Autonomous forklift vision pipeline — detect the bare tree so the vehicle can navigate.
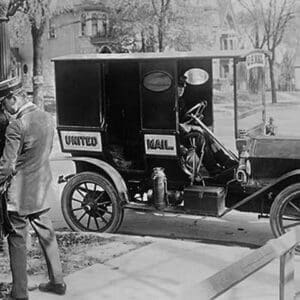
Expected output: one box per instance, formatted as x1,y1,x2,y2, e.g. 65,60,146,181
106,0,175,52
106,0,208,53
151,0,172,52
102,0,214,53
105,0,153,52
278,49,295,91
8,0,72,109
237,0,296,103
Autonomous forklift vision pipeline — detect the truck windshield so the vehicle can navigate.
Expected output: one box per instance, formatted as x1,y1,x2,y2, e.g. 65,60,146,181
213,57,266,151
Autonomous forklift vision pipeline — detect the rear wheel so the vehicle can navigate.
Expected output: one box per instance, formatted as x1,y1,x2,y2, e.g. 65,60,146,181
61,172,124,233
270,183,300,251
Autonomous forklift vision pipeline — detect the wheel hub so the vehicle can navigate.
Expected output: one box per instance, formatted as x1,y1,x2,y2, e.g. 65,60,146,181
82,191,106,217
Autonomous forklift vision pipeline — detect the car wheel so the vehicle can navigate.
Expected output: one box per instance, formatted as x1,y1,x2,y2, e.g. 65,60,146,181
270,183,300,251
61,171,124,233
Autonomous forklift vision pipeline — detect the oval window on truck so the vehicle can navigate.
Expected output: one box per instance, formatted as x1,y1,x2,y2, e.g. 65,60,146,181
143,71,172,92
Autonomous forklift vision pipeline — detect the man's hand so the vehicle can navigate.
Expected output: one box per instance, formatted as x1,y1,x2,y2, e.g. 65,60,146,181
180,123,204,134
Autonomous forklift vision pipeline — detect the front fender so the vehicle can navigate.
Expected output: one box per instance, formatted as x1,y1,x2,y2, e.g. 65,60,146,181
221,169,300,216
51,156,129,204
266,169,300,191
251,169,300,201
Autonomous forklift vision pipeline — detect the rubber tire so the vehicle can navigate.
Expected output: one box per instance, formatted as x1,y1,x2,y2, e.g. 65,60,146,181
270,183,300,237
61,171,124,233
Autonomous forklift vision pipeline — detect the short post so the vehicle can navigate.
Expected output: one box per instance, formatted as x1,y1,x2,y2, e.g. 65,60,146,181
279,249,295,300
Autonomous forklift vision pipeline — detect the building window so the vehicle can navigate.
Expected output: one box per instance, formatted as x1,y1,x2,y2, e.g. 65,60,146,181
80,13,87,36
99,14,108,37
220,63,229,79
48,19,56,39
99,45,112,53
223,39,228,50
220,34,232,51
23,64,28,74
92,13,98,36
226,15,235,30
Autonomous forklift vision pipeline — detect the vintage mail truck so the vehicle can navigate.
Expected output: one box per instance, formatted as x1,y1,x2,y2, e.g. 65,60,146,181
53,50,300,245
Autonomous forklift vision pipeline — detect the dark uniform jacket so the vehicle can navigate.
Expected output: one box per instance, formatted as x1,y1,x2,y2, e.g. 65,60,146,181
0,103,54,215
0,111,9,155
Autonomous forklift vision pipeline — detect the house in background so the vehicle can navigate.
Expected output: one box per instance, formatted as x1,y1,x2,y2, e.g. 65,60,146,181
186,0,240,83
14,0,116,97
12,0,241,97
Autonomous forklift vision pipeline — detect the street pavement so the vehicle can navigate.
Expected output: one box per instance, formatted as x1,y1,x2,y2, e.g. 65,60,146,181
26,233,300,300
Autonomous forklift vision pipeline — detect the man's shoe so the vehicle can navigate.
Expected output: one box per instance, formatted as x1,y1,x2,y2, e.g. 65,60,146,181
38,282,66,295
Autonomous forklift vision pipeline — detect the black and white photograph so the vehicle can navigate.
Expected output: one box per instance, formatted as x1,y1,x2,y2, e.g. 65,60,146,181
0,0,300,299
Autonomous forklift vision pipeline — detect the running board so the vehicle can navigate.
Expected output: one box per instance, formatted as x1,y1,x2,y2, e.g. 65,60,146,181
124,202,224,217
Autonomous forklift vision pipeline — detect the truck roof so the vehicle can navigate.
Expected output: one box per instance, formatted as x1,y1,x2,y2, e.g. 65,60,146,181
52,49,266,62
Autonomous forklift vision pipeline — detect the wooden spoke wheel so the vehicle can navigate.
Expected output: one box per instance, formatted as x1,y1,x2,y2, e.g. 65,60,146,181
270,183,300,252
61,172,123,233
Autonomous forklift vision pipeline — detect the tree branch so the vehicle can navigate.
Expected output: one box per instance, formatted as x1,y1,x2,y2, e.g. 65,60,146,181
151,0,158,16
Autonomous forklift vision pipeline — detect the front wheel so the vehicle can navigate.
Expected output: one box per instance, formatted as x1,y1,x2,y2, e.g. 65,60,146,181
270,183,300,251
61,172,124,233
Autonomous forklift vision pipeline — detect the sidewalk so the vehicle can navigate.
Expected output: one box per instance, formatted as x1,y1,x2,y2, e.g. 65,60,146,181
27,233,300,300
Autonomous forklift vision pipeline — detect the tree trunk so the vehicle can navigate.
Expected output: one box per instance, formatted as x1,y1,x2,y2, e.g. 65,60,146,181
31,24,45,110
158,25,163,52
268,56,277,104
141,30,145,52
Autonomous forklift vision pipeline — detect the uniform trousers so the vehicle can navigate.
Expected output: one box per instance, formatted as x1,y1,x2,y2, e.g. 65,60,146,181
7,210,63,299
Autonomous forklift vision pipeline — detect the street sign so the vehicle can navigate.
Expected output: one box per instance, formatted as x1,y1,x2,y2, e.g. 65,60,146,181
60,130,102,152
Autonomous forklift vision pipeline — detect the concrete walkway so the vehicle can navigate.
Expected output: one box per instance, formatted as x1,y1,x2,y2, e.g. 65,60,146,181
28,234,300,300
